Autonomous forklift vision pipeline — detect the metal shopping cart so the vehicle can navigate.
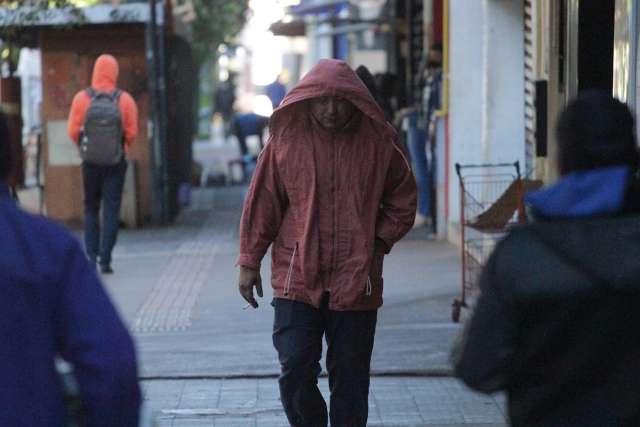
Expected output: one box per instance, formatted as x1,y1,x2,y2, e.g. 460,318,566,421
451,161,540,322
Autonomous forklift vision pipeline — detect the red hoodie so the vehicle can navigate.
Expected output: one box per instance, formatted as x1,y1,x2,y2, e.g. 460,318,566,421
67,54,138,150
237,59,417,311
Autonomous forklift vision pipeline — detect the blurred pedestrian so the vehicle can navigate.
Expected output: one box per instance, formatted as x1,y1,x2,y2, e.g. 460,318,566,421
68,54,139,274
375,72,398,125
214,77,236,136
423,43,443,130
236,59,416,427
404,43,443,231
231,112,269,181
452,92,640,426
232,112,269,156
266,73,288,110
0,113,141,426
355,65,392,122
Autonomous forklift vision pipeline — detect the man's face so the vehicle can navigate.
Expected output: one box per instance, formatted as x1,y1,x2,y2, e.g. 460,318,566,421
309,96,357,131
428,50,443,69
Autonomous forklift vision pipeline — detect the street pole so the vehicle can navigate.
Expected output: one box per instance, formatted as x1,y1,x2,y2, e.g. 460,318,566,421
148,0,169,224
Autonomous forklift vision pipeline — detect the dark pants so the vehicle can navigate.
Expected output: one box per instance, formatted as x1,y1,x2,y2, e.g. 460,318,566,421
272,296,378,427
82,159,127,267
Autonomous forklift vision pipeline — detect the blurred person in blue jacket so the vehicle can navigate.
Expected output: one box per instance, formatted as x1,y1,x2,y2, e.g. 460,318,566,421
232,112,269,182
266,73,288,110
0,112,141,425
452,92,640,426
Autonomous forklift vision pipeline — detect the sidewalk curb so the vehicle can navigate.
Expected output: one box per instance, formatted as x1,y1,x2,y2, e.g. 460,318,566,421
140,368,455,381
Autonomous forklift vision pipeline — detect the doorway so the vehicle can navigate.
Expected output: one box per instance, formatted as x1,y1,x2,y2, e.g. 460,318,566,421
577,0,615,92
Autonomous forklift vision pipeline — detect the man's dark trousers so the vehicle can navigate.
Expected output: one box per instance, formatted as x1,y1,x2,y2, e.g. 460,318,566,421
273,295,377,427
82,158,127,268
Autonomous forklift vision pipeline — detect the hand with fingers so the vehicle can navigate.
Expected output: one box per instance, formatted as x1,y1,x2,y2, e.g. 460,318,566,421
239,265,263,309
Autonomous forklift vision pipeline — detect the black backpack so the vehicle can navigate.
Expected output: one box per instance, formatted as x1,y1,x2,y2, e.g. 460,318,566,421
80,88,124,166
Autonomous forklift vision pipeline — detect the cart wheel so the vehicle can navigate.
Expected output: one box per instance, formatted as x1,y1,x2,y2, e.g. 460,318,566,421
452,300,462,323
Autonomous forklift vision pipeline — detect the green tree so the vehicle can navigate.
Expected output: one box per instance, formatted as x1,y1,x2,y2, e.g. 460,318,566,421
0,0,90,29
0,1,95,8
191,0,249,66
0,0,93,74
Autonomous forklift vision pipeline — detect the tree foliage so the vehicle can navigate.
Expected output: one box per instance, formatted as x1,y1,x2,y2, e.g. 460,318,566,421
0,0,94,8
0,0,250,69
0,0,90,30
0,0,95,72
191,0,249,66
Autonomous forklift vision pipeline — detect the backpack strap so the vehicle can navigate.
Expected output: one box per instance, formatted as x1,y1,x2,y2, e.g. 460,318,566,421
85,87,122,102
111,89,122,102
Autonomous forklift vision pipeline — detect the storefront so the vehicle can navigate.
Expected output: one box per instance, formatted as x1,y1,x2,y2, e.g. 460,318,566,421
529,0,639,183
0,3,194,225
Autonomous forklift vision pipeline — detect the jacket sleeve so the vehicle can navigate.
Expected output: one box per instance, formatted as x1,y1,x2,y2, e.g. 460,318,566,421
119,91,139,149
67,91,89,145
54,238,141,426
236,141,288,269
450,250,518,394
375,140,417,253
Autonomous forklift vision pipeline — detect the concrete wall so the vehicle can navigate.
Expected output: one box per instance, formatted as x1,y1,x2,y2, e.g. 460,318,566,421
448,0,484,225
481,0,525,166
446,0,525,234
41,26,150,224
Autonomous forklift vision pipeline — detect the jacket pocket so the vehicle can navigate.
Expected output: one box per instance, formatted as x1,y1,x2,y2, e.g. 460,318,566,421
272,242,299,292
365,246,385,297
370,245,385,278
283,242,298,296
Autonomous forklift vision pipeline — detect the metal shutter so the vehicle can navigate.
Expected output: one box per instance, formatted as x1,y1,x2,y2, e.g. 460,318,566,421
524,0,536,177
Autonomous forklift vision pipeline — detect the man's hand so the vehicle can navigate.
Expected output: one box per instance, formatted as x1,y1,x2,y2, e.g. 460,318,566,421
239,266,263,309
375,237,390,254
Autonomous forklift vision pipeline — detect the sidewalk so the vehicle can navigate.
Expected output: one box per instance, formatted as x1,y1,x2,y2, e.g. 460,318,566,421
144,377,506,427
100,186,507,426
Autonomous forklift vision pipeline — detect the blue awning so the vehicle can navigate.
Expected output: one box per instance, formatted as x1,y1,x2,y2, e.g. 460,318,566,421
289,0,349,16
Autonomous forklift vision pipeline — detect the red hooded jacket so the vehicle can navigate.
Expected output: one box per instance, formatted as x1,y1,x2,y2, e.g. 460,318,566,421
67,54,138,150
237,59,417,311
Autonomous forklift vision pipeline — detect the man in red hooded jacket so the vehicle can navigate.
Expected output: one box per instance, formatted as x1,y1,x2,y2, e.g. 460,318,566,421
237,59,417,427
68,54,138,274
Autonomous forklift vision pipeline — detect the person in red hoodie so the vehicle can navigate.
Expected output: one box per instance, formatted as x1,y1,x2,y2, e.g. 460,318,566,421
68,54,138,274
236,59,417,427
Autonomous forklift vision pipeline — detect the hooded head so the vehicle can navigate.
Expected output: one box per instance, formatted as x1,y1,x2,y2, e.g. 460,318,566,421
91,54,119,92
525,91,640,218
270,59,387,138
557,91,639,176
355,65,379,99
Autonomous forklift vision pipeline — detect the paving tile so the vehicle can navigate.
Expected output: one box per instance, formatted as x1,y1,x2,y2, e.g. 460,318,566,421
171,418,214,427
144,377,507,426
179,380,222,409
212,416,256,427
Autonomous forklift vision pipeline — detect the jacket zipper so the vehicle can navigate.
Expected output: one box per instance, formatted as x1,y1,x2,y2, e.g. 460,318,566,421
330,135,338,286
284,242,298,296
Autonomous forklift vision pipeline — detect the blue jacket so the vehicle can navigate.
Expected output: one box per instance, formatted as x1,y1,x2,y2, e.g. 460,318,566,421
0,184,140,426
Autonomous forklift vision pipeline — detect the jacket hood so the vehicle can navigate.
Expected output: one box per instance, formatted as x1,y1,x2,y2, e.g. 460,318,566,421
516,166,640,292
507,214,640,295
525,166,631,219
91,54,119,91
270,59,388,136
